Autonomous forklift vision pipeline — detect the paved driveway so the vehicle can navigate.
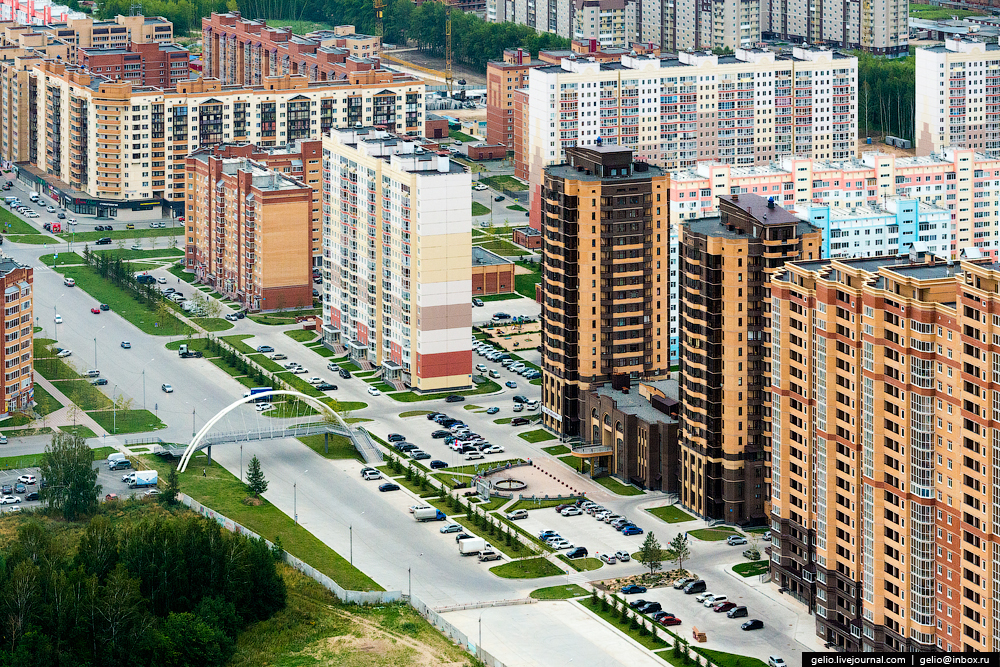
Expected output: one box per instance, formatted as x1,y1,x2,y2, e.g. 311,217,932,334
519,508,648,562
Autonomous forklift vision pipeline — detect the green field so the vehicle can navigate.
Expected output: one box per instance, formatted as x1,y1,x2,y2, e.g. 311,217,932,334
541,444,570,455
694,649,769,667
489,557,564,579
55,264,192,336
140,455,383,592
59,424,97,439
190,317,234,332
909,4,984,19
577,597,669,652
515,266,542,299
518,429,556,443
558,555,603,572
0,445,116,471
297,433,362,462
530,584,589,600
507,204,527,212
474,237,530,257
646,505,696,524
472,202,490,216
480,175,528,192
49,380,108,411
32,384,63,415
387,379,501,403
449,130,477,143
87,409,165,435
733,560,770,578
0,207,42,234
270,19,337,32
35,357,85,382
688,527,738,541
593,475,643,496
284,329,319,343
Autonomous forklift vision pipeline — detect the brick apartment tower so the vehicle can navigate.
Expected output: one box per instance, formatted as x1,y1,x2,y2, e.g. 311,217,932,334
769,250,1000,652
185,153,313,311
678,193,821,524
540,144,670,437
486,48,539,151
0,259,33,414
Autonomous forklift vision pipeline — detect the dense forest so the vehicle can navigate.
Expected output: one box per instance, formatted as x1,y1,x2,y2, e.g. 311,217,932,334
0,511,286,666
856,52,916,142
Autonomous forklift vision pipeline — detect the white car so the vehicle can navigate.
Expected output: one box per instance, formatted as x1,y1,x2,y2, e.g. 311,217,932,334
481,445,504,454
465,451,485,461
362,469,381,481
0,495,21,504
289,367,307,374
56,349,72,358
161,383,174,393
255,403,274,412
54,314,62,324
157,276,167,284
67,218,78,225
473,184,487,191
367,386,381,396
705,595,727,607
695,592,716,604
46,205,55,213
307,376,324,385
17,475,35,485
475,364,487,372
549,539,573,550
561,507,583,516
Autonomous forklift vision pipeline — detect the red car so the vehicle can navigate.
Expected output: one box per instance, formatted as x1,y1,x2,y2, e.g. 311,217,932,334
105,493,118,501
714,601,737,613
659,615,681,626
90,307,100,314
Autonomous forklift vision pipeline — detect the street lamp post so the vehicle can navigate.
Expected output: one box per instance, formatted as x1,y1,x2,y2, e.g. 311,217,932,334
112,384,117,434
240,443,243,482
294,469,308,524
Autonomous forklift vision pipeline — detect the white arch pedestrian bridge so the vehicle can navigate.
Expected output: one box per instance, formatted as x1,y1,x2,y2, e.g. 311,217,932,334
176,390,382,472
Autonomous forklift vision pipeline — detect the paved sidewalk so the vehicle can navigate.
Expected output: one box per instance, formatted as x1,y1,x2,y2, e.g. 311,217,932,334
32,374,108,437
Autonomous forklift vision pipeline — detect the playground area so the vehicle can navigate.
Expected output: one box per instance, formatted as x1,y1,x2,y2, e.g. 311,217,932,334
482,321,541,353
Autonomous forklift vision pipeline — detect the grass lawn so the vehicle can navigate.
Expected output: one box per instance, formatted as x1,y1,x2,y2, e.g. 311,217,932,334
489,556,564,579
248,307,321,326
515,269,542,299
32,384,63,415
56,265,192,336
246,353,287,374
577,597,670,652
558,455,585,472
646,505,695,524
733,560,770,578
8,235,58,244
275,372,324,398
141,455,383,591
270,18,337,31
519,428,556,443
35,357,84,381
284,329,319,343
57,226,183,243
542,444,570,455
297,433,362,462
688,527,737,541
530,584,589,600
909,4,983,19
0,207,41,234
479,175,527,191
507,204,527,212
474,237,530,257
87,409,165,435
59,425,97,439
50,380,113,410
471,202,490,216
593,475,644,496
39,252,84,267
261,400,318,419
449,130,477,142
220,334,258,354
558,555,603,572
387,379,501,403
0,445,117,471
398,410,433,418
479,292,522,302
493,417,512,424
443,457,524,476
694,648,768,667
190,317,234,332
453,516,536,559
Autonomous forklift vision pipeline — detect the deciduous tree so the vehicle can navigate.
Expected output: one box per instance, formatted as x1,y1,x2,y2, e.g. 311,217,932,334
38,432,101,520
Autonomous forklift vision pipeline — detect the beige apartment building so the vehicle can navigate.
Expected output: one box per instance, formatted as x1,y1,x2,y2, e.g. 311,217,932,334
185,152,313,311
39,15,174,48
321,128,473,392
1,58,423,219
678,193,821,523
539,144,671,437
762,0,906,55
769,249,1000,652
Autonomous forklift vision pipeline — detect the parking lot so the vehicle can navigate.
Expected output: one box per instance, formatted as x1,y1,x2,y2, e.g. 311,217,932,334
0,461,159,514
517,506,651,560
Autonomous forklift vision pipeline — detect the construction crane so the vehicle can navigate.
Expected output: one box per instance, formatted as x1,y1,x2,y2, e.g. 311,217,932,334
373,0,385,37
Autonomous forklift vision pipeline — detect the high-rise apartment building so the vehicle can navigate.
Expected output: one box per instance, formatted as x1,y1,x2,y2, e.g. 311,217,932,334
203,13,381,86
486,0,573,39
322,127,472,392
44,15,174,48
523,47,858,229
639,0,760,53
77,41,189,87
184,152,313,311
762,0,906,55
0,259,33,414
539,144,670,437
768,250,1000,652
5,59,423,217
573,0,638,51
487,48,542,150
915,39,998,156
805,198,953,260
678,193,821,522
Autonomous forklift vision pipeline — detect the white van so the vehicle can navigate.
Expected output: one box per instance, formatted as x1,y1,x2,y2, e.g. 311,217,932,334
29,193,38,202
107,452,126,467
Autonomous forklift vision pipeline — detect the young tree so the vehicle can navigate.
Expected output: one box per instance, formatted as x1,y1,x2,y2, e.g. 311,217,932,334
637,531,663,576
665,533,692,572
161,466,180,505
38,432,101,520
245,455,268,498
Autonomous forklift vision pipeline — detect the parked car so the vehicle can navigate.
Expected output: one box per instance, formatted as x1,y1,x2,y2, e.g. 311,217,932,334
90,378,109,386
621,584,647,595
727,535,748,546
769,658,786,667
445,395,464,403
486,407,499,415
561,507,582,516
637,602,662,614
411,450,431,460
505,381,517,388
16,475,35,485
565,547,588,559
429,460,449,469
316,383,338,391
387,433,406,442
727,606,749,619
339,369,352,379
659,616,682,627
742,619,764,631
714,601,737,613
615,550,631,562
622,526,643,536
506,509,528,520
256,345,274,353
511,417,529,426
56,349,72,358
600,553,616,564
24,492,38,501
440,523,462,533
378,482,400,492
465,451,485,461
628,599,648,609
13,483,25,494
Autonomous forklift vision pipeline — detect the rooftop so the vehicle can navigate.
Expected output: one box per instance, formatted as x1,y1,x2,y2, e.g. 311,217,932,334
0,258,28,277
592,381,678,425
472,246,511,266
722,193,801,225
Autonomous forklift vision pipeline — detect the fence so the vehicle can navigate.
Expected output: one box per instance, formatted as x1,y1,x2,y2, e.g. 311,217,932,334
410,595,510,667
176,492,401,605
516,492,587,503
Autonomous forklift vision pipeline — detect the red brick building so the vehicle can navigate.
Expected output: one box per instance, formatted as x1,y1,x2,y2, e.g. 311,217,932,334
471,247,514,296
513,226,541,249
187,141,324,267
486,48,541,150
77,41,189,87
467,144,507,160
426,113,449,140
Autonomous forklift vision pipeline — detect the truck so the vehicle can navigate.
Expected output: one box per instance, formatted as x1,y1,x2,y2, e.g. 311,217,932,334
136,274,155,284
242,387,272,402
129,470,158,489
177,343,204,359
414,508,447,522
458,537,489,556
